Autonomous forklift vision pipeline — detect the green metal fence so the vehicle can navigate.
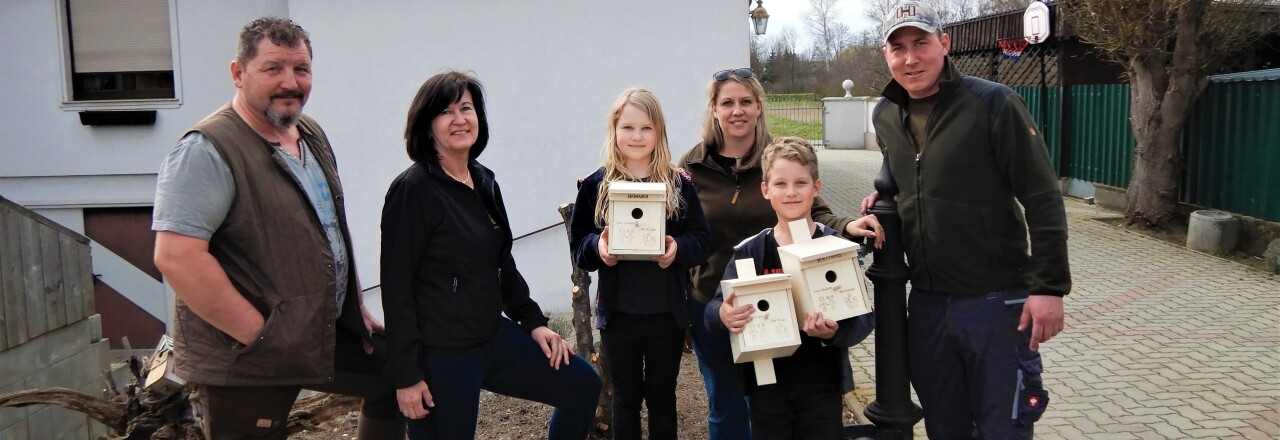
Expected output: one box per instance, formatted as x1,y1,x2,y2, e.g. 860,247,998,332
1013,86,1064,173
1066,85,1134,188
1182,75,1280,221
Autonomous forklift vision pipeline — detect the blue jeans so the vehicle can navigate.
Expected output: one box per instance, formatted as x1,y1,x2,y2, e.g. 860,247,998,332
405,317,602,440
907,288,1049,440
687,299,752,440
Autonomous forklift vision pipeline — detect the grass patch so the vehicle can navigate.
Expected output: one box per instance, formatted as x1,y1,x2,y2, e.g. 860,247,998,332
767,100,823,108
545,312,576,340
766,93,817,102
768,114,822,141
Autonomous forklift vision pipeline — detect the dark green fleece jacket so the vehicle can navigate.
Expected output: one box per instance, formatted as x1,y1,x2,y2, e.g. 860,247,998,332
872,58,1071,296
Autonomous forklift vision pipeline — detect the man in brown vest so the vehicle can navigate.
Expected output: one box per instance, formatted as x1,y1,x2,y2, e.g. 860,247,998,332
152,17,402,439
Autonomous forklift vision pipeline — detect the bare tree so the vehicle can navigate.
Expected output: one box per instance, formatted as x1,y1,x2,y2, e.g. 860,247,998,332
930,0,978,24
1067,0,1279,228
833,29,894,95
865,0,980,29
763,26,805,92
976,0,1030,16
864,0,899,28
750,33,767,73
803,0,854,62
772,25,801,57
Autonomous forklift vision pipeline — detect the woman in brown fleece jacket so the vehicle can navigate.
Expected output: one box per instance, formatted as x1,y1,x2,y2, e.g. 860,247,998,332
676,67,883,440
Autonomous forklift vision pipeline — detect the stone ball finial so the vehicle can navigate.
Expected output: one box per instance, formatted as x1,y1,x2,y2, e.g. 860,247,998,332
842,79,854,98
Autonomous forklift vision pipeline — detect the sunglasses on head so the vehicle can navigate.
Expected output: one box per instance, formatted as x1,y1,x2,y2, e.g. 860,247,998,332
713,68,755,81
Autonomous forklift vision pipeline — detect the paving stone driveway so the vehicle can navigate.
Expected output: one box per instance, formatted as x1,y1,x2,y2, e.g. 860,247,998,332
818,148,1280,440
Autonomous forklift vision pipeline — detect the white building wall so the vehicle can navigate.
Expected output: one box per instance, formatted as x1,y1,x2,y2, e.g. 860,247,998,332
1,0,747,312
0,0,291,208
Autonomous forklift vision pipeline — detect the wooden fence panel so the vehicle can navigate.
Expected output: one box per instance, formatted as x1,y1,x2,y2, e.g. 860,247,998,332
1,198,95,347
79,241,94,316
60,234,87,324
40,226,67,330
1,205,27,348
0,207,9,351
19,214,48,339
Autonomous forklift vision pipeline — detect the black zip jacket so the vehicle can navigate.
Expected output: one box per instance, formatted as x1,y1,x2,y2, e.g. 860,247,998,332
380,160,549,388
680,141,858,304
872,58,1071,296
569,167,711,330
704,224,874,395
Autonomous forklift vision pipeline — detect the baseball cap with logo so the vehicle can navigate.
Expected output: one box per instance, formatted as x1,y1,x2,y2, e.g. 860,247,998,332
881,1,943,42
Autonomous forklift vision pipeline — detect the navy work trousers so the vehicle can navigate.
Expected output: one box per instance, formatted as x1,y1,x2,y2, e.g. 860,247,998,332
908,287,1049,440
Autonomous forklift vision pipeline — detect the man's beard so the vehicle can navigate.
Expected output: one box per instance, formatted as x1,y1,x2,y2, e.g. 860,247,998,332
266,107,302,129
265,91,305,129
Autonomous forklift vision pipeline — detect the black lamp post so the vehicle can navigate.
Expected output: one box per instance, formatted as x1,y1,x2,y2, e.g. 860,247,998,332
845,158,923,440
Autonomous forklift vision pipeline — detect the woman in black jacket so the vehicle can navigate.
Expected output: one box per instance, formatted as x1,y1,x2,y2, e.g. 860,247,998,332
381,71,601,439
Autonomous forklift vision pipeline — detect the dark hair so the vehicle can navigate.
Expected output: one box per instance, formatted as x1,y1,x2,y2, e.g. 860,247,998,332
404,71,490,164
237,17,312,65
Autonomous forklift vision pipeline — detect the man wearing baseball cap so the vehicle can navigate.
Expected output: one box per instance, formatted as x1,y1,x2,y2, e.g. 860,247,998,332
860,2,1071,438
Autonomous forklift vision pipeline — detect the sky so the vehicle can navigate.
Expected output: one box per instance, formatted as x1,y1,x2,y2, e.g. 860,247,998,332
755,0,877,50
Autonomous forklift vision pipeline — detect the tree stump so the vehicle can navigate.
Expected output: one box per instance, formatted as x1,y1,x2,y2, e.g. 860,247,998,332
558,203,613,439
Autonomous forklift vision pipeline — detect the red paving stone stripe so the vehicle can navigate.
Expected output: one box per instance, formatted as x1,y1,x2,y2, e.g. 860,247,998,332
1235,401,1280,438
1066,276,1177,326
1067,326,1280,343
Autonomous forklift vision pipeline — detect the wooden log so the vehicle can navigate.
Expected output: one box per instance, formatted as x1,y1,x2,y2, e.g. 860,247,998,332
286,393,362,434
557,203,613,437
0,387,124,428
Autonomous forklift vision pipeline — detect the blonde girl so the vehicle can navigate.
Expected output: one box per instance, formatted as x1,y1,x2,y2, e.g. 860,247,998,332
568,87,710,440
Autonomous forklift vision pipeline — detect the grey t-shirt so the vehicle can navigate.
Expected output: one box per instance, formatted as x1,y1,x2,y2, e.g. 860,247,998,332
152,132,349,309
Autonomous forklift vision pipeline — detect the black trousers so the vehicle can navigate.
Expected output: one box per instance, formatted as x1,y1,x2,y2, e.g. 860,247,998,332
748,381,843,440
600,312,685,440
195,325,399,440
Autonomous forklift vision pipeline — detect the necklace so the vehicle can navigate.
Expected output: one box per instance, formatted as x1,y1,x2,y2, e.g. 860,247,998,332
441,166,471,185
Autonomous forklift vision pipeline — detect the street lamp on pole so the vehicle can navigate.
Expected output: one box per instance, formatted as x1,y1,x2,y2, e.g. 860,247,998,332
751,0,770,35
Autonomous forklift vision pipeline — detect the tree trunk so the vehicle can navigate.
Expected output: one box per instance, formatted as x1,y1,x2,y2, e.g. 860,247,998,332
558,204,613,438
1124,1,1209,230
1125,63,1185,229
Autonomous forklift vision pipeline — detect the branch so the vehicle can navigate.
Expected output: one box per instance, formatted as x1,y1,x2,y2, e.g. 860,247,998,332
0,388,125,431
286,393,363,435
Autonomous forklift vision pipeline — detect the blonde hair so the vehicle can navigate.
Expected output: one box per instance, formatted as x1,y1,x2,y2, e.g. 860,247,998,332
593,87,685,227
762,136,819,181
699,74,771,171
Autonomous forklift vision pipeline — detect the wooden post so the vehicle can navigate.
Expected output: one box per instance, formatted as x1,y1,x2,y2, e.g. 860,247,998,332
558,203,613,437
